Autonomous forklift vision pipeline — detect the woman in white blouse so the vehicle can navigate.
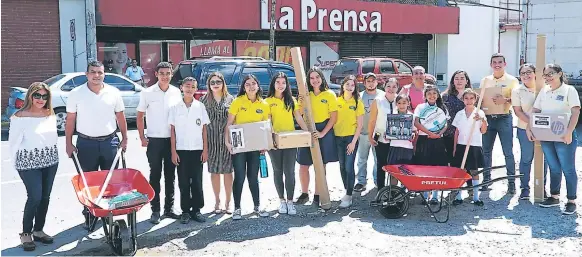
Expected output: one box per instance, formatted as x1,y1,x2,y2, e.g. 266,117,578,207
9,82,59,251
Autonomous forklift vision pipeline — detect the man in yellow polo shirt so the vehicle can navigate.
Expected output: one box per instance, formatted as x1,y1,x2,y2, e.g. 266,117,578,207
479,53,519,193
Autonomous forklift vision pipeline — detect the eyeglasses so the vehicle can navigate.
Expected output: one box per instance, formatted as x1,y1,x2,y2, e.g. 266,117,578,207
413,72,425,75
542,71,557,78
32,92,49,100
210,80,223,85
520,70,534,76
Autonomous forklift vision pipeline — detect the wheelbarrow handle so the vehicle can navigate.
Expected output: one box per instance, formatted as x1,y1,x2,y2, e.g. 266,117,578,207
469,165,507,177
455,174,523,191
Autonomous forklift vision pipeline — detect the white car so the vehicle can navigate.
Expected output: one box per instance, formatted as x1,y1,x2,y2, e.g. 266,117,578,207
9,72,144,134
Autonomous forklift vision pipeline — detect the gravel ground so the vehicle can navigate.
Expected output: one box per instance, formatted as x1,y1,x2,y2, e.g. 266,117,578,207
73,134,582,257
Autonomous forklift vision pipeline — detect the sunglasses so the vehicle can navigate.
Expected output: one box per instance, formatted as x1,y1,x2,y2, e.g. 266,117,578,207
32,92,49,100
210,80,223,86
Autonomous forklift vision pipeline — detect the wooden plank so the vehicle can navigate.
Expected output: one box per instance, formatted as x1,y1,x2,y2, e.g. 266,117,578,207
533,34,546,203
290,47,331,210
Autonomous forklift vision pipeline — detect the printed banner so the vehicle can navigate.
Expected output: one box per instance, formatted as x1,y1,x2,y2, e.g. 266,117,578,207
309,42,339,81
97,42,136,76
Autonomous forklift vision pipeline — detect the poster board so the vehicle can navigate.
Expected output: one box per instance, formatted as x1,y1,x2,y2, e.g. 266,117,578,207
384,114,414,140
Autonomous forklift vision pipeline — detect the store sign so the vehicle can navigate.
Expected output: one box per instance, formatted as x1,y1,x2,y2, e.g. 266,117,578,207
261,0,381,32
310,42,339,81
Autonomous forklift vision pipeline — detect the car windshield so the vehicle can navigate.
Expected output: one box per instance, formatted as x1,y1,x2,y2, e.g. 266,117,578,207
332,59,358,75
43,74,66,86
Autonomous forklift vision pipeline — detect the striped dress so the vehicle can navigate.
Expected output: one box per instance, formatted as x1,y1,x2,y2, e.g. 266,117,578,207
200,94,234,174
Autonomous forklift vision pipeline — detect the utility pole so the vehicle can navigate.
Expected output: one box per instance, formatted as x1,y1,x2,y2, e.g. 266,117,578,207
269,0,276,61
85,0,98,62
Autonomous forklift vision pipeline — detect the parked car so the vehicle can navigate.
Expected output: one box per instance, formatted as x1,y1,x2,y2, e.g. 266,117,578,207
329,57,437,90
170,56,341,97
569,78,582,123
4,72,143,134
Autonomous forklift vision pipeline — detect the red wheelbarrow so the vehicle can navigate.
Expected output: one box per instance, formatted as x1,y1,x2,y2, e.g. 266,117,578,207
370,164,521,223
70,150,154,256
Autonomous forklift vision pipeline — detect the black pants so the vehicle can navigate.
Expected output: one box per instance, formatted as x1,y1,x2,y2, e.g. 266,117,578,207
19,165,58,233
76,135,119,172
147,138,176,213
232,151,260,209
374,142,391,190
177,150,204,214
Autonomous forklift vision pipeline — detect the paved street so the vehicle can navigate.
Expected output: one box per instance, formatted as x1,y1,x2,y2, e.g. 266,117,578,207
1,126,582,256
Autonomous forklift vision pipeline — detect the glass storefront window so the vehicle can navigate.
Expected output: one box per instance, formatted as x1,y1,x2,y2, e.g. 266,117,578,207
168,41,185,69
190,40,232,58
98,42,136,75
140,41,162,87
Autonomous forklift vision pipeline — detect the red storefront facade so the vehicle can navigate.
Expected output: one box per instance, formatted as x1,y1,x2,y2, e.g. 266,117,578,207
95,0,459,85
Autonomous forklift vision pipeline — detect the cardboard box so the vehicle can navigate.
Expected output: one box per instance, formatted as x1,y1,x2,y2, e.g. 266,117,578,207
530,113,571,142
274,130,312,149
384,114,414,140
481,87,507,115
229,121,274,154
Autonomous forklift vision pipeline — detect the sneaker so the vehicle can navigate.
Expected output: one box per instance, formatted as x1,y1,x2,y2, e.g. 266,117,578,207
519,189,530,200
19,233,35,251
232,209,242,220
452,199,463,205
32,231,54,244
353,184,366,192
429,199,439,205
539,197,560,208
507,184,516,195
162,211,180,219
255,206,269,217
287,202,297,215
339,195,352,208
191,212,206,223
278,201,288,214
562,203,577,215
150,212,161,224
295,193,309,204
180,213,191,224
472,200,484,206
479,186,491,191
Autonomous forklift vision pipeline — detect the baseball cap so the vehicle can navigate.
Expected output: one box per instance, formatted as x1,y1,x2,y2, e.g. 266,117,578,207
364,72,377,80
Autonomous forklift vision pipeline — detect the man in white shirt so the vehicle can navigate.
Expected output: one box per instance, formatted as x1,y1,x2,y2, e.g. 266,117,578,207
168,77,210,224
125,59,145,86
65,60,128,228
136,62,182,224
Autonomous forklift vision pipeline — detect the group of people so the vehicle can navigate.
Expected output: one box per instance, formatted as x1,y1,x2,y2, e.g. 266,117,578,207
8,52,579,252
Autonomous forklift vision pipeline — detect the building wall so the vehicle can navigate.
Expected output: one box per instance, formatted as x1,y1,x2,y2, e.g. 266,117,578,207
500,29,521,76
446,1,499,86
525,0,582,78
59,0,88,73
1,0,62,110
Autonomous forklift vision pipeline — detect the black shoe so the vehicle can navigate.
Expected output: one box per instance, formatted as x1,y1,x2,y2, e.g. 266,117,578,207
479,186,491,191
191,212,206,223
429,199,439,205
519,189,530,200
295,193,309,204
507,184,516,194
473,200,484,206
162,211,180,219
312,195,320,206
562,203,577,215
180,213,191,224
421,200,428,205
150,212,161,224
353,184,366,192
452,199,463,206
539,197,560,208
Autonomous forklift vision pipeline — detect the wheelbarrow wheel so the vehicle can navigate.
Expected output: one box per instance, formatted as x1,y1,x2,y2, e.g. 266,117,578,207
375,185,409,219
111,220,134,256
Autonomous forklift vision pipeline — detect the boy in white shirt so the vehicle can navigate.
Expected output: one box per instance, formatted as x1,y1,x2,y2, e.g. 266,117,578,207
168,77,210,224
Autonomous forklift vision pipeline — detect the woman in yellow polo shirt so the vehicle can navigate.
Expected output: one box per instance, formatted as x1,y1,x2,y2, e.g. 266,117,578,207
334,75,364,208
296,67,339,206
225,74,270,220
266,72,310,215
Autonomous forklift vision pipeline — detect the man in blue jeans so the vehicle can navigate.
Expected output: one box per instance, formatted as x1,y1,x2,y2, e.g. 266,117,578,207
354,73,383,192
480,53,518,193
65,60,128,228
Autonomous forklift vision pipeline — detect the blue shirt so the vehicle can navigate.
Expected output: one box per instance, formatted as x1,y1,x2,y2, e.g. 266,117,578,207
125,66,144,81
